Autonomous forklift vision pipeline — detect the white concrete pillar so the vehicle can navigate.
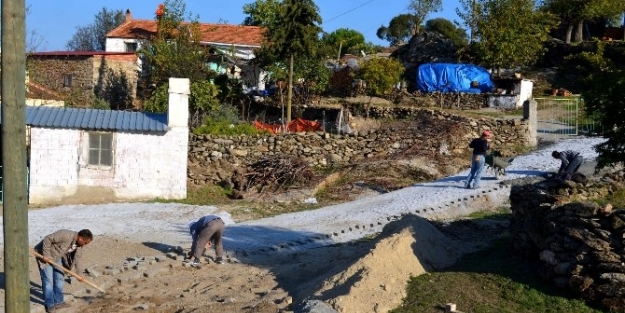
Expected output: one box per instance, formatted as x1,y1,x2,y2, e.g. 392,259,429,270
523,99,537,147
167,78,190,128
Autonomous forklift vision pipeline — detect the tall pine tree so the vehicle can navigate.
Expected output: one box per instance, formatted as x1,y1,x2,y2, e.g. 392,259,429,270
257,0,322,122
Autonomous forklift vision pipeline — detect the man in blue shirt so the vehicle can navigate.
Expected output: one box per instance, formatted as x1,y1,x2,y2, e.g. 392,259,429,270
188,215,225,265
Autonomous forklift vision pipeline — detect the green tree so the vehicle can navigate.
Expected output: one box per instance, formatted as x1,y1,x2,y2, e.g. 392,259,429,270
456,0,481,43
143,80,220,116
139,0,221,122
355,57,405,97
66,8,125,51
541,0,625,43
407,0,442,34
377,14,418,46
242,0,282,27
138,0,210,86
98,68,133,110
256,0,322,122
424,18,468,47
322,28,366,58
582,67,625,168
473,0,558,72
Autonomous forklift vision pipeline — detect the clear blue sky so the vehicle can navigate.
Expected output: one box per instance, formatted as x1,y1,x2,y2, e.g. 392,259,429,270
25,0,461,51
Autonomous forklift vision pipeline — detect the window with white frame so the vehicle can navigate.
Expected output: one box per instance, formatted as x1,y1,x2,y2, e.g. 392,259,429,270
88,132,113,166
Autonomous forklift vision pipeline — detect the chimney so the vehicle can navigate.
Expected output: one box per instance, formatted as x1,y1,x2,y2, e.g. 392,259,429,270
167,78,190,128
125,9,132,22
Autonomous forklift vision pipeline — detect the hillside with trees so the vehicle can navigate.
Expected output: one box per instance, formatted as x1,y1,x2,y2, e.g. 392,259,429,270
59,0,625,173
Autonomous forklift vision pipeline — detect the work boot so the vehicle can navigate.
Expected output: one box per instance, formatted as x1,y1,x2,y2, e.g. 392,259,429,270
45,306,57,313
55,302,72,309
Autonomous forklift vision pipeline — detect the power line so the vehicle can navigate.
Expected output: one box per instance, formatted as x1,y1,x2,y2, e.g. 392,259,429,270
325,0,376,24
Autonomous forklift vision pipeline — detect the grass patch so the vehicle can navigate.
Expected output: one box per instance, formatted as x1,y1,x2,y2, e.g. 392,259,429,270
467,207,511,221
193,120,265,135
229,202,323,219
592,187,625,208
389,238,602,313
452,109,523,120
155,185,233,206
155,184,324,220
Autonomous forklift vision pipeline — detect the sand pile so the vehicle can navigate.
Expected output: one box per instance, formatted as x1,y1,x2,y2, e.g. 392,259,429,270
314,215,464,313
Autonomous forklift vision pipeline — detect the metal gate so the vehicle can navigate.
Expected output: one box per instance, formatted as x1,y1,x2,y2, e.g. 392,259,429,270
535,97,602,141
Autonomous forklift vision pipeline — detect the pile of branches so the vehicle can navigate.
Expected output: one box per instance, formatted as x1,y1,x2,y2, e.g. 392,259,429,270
235,155,316,195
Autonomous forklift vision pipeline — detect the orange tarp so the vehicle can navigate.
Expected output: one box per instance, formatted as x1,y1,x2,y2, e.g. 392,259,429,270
254,118,321,134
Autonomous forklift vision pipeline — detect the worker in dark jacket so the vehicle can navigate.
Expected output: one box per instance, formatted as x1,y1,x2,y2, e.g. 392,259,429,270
188,215,225,266
552,150,583,179
35,229,93,313
464,130,492,189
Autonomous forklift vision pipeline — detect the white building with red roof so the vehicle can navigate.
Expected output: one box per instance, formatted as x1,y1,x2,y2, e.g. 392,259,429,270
105,9,267,90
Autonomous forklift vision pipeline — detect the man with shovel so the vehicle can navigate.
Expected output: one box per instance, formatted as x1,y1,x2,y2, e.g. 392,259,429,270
34,229,93,313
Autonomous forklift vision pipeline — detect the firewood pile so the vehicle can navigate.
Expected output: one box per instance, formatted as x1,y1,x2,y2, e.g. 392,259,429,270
231,155,316,198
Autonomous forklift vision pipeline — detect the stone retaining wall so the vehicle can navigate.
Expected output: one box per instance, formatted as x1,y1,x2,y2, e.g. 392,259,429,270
510,170,625,311
188,108,532,185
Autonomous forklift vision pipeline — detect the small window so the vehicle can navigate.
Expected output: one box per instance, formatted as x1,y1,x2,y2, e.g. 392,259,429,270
88,132,113,166
125,42,138,52
63,74,72,87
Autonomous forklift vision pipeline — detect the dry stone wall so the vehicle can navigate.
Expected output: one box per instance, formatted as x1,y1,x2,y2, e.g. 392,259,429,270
509,170,625,311
28,56,94,104
27,54,138,107
188,109,531,185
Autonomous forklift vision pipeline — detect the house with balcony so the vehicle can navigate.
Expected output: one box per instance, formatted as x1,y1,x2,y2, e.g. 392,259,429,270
105,10,267,91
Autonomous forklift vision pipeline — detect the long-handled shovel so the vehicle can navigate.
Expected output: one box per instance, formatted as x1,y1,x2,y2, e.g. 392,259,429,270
29,248,105,293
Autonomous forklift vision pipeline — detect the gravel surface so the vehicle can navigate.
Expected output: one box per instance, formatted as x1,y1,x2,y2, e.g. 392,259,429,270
1,137,606,255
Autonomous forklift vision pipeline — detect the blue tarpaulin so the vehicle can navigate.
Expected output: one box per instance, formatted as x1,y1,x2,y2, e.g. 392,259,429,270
416,63,493,93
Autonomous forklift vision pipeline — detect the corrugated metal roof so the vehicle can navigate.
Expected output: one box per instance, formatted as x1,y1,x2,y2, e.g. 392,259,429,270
18,106,168,132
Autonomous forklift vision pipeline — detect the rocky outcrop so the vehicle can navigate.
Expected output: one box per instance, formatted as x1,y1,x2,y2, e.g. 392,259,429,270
392,31,459,71
509,170,625,311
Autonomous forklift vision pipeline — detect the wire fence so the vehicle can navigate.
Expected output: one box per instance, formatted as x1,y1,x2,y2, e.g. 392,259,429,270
535,97,602,141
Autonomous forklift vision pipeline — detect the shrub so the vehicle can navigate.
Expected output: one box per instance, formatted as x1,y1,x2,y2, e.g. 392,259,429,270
354,57,405,98
193,120,262,135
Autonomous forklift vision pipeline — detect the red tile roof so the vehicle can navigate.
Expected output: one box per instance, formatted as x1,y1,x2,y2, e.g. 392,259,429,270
106,18,265,47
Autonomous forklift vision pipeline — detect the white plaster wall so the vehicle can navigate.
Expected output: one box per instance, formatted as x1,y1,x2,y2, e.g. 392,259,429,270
29,128,81,203
519,79,533,106
488,95,519,109
29,126,188,204
105,38,142,52
26,99,65,107
112,128,188,200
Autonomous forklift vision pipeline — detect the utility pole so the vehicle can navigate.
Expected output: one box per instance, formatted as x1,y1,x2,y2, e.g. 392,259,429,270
470,0,476,43
2,0,30,312
286,54,293,123
337,41,343,62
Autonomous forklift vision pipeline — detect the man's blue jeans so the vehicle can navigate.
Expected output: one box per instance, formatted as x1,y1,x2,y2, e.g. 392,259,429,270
39,259,65,309
466,154,486,189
